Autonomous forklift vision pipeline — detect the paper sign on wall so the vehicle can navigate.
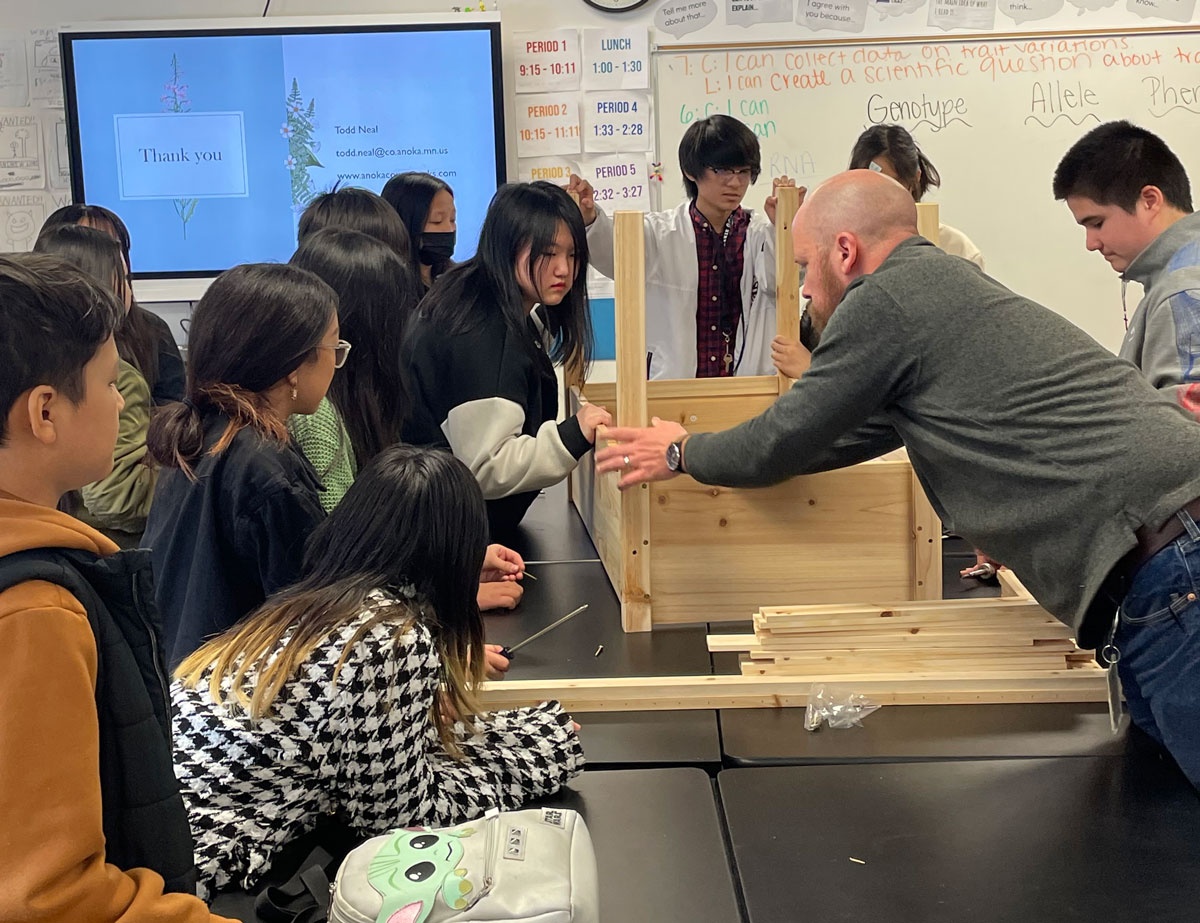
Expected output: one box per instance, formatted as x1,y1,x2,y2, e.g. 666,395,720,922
28,29,62,108
515,93,582,157
582,27,649,91
577,154,651,212
517,156,581,185
729,0,795,26
0,191,49,250
512,29,582,93
928,0,998,30
0,39,29,108
43,110,69,189
0,109,44,189
582,90,651,154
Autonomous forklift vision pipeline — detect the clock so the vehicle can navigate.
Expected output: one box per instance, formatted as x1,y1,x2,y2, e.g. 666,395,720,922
582,0,652,11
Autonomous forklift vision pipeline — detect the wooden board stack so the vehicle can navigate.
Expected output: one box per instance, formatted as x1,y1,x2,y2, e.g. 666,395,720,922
706,581,1106,702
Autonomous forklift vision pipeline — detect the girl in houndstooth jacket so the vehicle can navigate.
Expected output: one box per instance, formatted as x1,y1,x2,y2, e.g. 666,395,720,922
171,445,584,899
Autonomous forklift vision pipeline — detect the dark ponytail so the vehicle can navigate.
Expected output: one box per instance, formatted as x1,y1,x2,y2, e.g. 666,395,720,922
848,124,942,202
148,263,338,477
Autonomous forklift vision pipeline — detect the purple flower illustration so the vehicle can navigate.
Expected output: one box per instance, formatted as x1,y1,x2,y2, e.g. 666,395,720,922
163,54,198,239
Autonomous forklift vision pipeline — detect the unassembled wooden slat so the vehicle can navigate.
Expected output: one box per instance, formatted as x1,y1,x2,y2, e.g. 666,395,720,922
478,670,1106,713
755,597,1049,627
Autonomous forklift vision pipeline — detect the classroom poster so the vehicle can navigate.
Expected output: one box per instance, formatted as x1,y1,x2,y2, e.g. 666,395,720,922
928,0,999,30
728,0,795,26
512,29,582,93
798,0,871,32
0,39,29,108
515,93,582,157
1126,0,1196,21
582,27,650,91
0,109,44,189
582,90,652,153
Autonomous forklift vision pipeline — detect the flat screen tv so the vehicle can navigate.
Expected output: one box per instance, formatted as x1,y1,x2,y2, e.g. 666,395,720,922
60,14,505,298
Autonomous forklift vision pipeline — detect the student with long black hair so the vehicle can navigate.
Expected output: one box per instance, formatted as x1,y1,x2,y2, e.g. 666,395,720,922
297,185,412,261
172,445,583,899
381,171,457,291
402,181,611,541
287,228,416,511
33,225,156,538
144,263,342,666
41,203,186,404
288,228,526,613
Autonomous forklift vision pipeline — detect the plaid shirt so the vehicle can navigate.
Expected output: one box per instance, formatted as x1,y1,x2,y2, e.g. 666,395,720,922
691,201,750,377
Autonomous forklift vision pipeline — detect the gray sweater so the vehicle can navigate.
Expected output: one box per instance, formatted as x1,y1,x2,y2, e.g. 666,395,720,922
1120,210,1200,413
686,237,1200,647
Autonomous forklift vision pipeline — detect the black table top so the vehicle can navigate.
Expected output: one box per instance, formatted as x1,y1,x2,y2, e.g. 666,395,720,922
483,559,721,766
719,749,1200,923
484,560,712,679
212,768,742,923
540,768,743,923
720,703,1129,765
502,481,599,564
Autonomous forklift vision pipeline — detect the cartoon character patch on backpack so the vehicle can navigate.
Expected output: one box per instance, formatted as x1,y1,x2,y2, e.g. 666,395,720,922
368,827,479,923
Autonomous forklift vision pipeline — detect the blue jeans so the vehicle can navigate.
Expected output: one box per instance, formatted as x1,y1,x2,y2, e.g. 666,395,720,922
1116,510,1200,789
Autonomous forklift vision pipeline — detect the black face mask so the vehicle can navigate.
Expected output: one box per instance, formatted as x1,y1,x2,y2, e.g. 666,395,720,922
419,231,456,265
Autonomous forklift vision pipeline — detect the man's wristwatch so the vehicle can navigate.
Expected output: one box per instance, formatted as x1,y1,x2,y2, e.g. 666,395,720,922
666,438,687,473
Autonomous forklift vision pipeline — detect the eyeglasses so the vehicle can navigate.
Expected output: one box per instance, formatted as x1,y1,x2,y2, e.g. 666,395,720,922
315,339,353,368
708,166,755,181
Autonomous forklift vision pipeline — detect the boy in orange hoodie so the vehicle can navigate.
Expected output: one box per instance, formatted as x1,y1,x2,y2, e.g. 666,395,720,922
0,253,237,923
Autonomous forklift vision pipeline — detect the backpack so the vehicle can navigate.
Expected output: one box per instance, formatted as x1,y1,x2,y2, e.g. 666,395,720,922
0,547,198,893
328,808,598,923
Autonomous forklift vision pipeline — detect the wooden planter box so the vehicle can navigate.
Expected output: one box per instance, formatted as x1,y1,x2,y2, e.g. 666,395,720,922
569,190,943,632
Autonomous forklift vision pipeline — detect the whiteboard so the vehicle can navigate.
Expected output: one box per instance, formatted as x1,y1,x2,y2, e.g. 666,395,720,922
654,30,1200,352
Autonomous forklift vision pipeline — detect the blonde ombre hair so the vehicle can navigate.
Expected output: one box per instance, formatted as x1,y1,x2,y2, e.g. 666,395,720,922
175,446,488,755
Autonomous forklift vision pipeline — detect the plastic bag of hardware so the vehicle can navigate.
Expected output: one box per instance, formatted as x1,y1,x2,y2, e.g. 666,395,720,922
803,683,882,731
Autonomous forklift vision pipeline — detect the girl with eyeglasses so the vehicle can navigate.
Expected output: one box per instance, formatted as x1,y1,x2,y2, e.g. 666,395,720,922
287,228,403,513
144,263,341,666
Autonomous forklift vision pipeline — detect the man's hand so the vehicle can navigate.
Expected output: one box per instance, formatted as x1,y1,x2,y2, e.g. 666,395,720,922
771,334,812,380
765,177,805,226
481,543,524,583
566,174,597,227
595,417,688,490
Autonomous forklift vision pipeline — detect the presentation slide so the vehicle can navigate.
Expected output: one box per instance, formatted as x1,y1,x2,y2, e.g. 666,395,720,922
67,27,502,275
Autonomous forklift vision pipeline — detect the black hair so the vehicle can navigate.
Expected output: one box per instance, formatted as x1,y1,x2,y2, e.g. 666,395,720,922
298,185,413,260
33,225,127,301
176,444,488,753
409,181,592,377
147,263,338,475
1052,120,1193,214
0,253,123,445
381,172,455,281
40,203,163,391
289,228,419,467
849,124,941,201
678,115,762,200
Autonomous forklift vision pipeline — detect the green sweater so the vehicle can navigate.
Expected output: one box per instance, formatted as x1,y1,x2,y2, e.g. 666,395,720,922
80,359,156,534
686,237,1200,647
288,397,357,513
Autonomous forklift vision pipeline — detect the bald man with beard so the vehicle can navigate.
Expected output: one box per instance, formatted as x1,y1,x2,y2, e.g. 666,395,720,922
598,169,1200,788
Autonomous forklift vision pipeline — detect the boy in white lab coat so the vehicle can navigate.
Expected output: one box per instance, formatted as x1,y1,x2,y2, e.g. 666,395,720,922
570,115,795,380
